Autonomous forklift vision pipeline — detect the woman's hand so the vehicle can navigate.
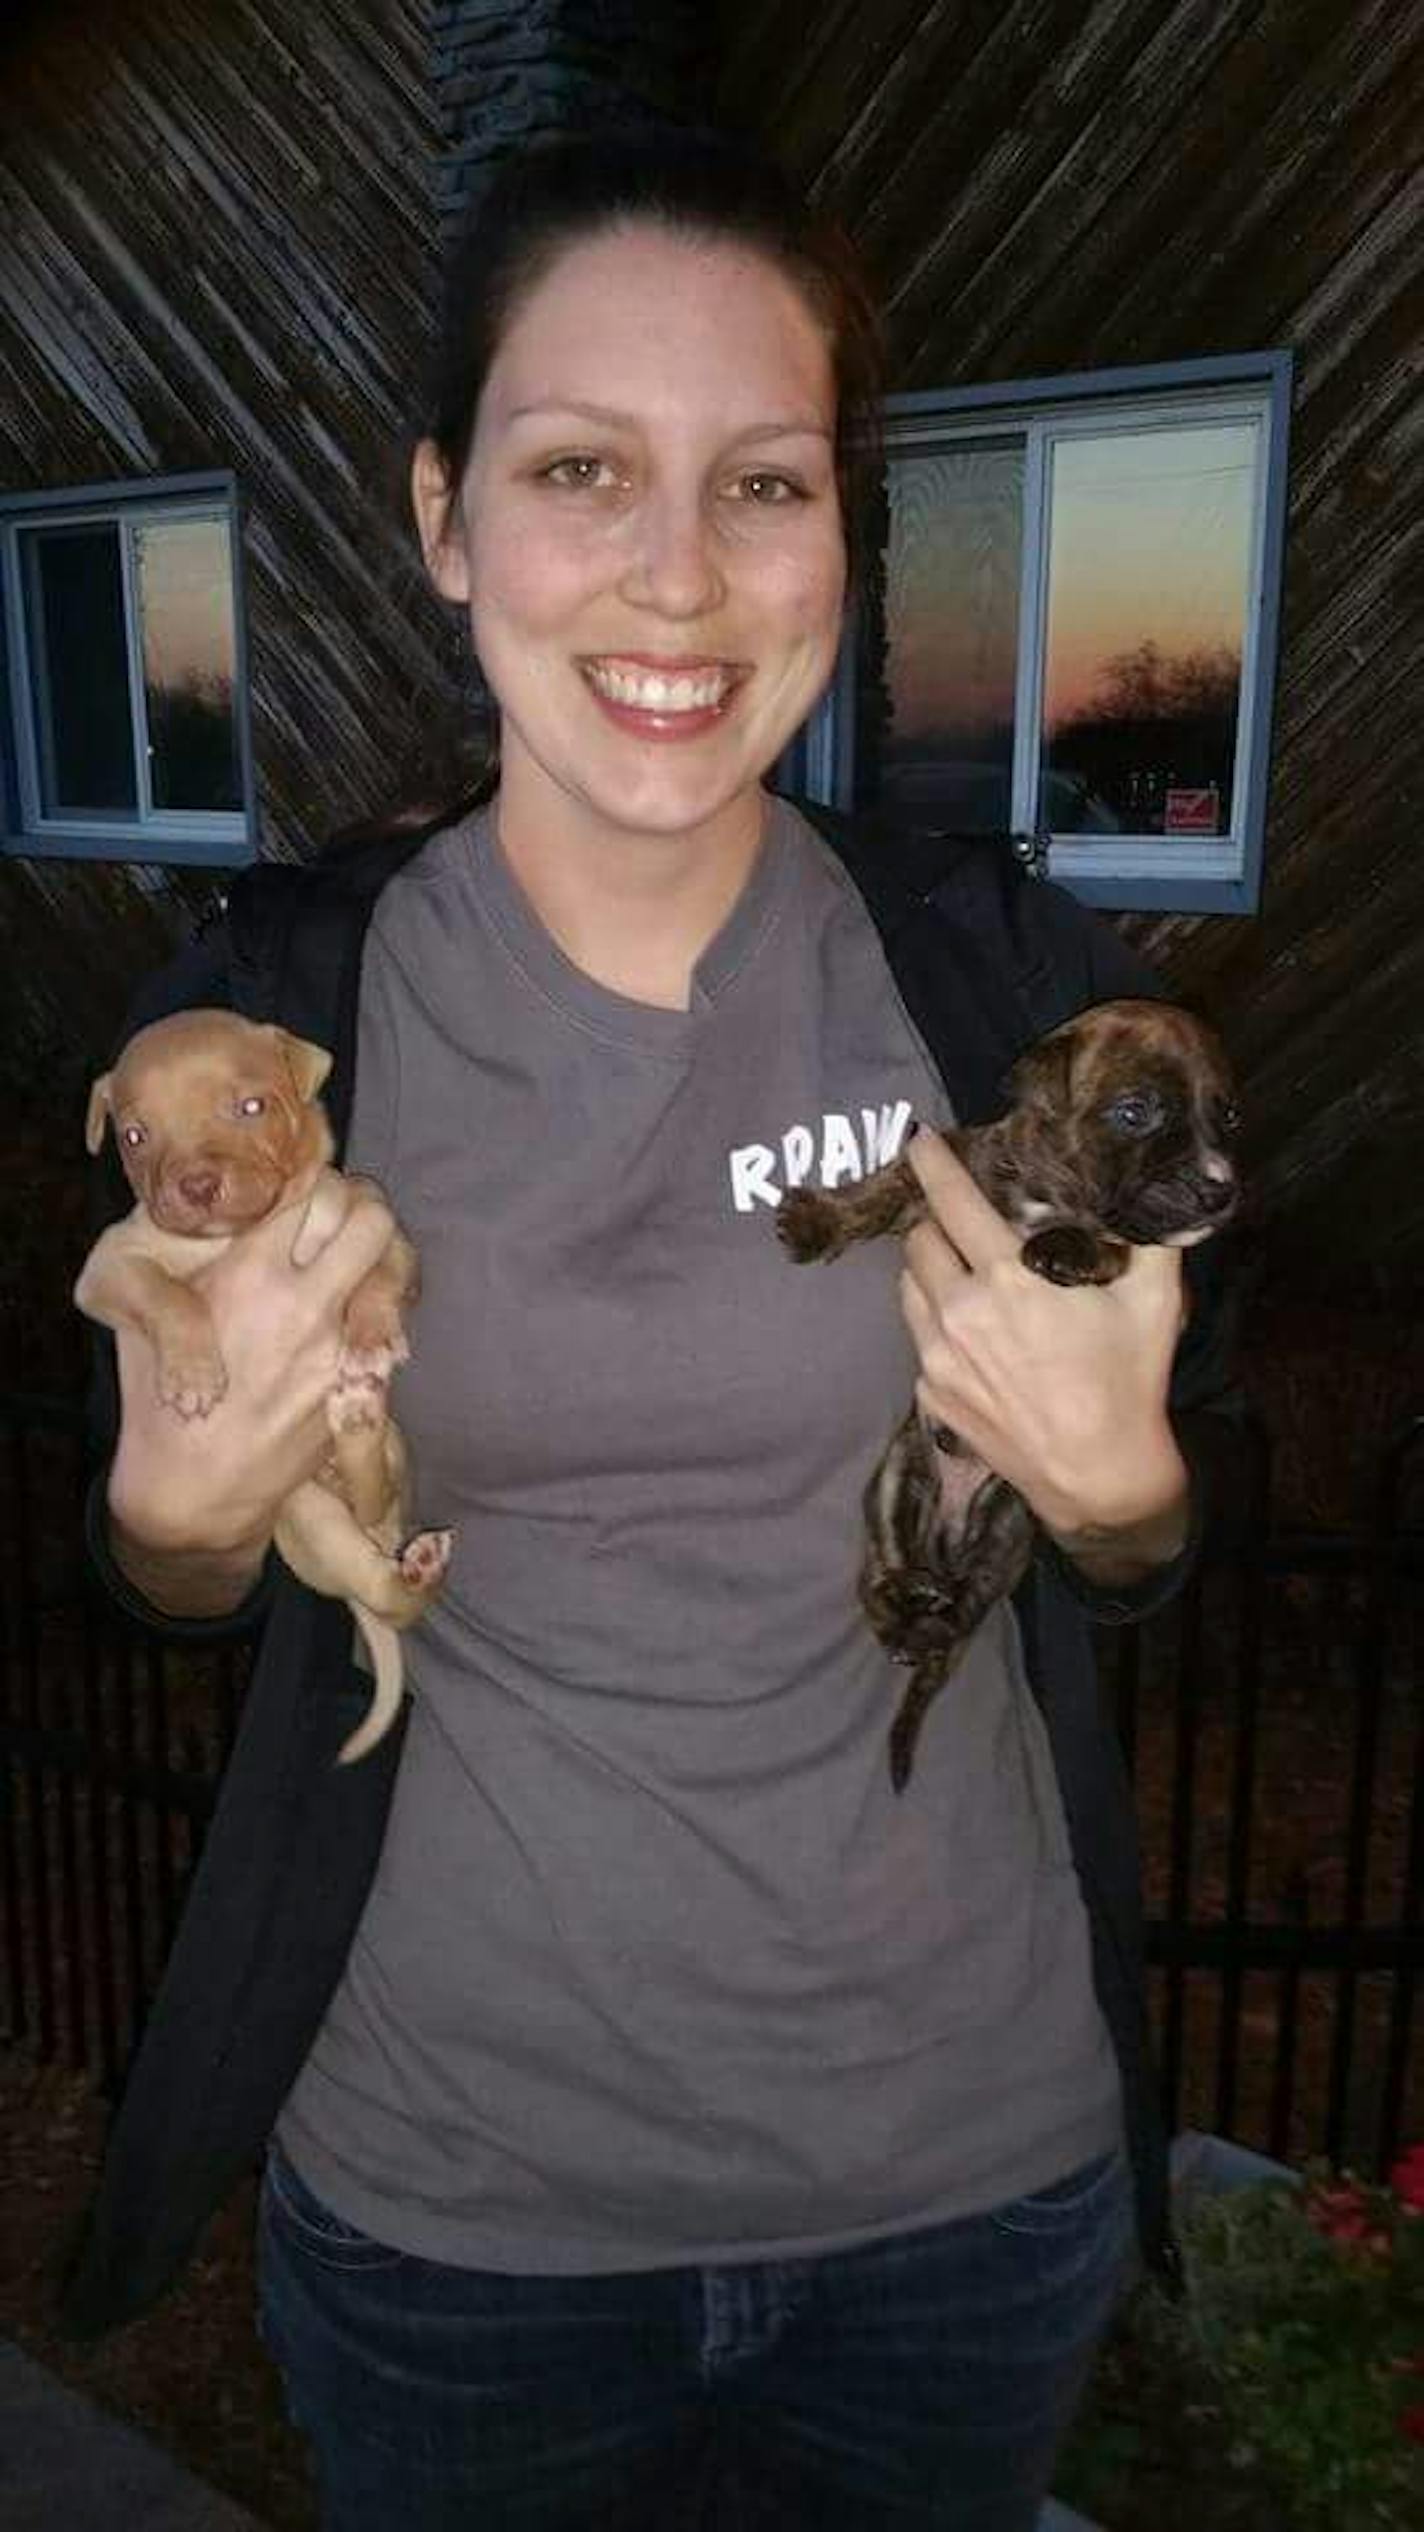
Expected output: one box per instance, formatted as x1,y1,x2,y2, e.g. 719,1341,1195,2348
900,1132,1191,1581
107,1179,400,1608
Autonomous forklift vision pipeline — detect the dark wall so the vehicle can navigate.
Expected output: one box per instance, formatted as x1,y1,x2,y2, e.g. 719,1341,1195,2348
717,0,1424,1300
0,0,721,1115
0,0,455,1092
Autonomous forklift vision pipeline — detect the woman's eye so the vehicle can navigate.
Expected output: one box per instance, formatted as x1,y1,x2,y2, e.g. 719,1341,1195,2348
238,1095,266,1118
730,470,803,505
540,454,620,491
1104,1090,1165,1138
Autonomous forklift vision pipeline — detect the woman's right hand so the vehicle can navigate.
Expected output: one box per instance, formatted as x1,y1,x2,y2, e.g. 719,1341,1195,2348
106,1179,401,1609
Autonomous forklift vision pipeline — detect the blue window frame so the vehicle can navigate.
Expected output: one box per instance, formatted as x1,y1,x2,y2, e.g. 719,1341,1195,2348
787,352,1292,914
1,471,257,867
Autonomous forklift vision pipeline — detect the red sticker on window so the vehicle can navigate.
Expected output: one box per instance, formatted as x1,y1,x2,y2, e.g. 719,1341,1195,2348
1164,786,1220,834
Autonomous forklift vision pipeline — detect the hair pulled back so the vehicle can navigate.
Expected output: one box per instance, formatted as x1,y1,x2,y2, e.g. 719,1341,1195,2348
338,129,883,848
425,128,884,588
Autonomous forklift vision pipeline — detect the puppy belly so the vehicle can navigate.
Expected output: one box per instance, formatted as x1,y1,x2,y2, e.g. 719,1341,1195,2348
929,1435,999,1530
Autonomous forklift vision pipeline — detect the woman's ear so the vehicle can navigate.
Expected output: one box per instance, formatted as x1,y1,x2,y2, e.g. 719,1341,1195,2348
411,439,471,604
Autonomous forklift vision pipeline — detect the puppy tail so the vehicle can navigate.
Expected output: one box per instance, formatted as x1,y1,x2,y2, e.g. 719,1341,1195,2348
337,1608,405,1765
888,1651,953,1795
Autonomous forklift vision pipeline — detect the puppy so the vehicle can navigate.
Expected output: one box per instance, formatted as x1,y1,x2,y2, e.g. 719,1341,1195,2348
75,1009,452,1765
777,999,1239,1791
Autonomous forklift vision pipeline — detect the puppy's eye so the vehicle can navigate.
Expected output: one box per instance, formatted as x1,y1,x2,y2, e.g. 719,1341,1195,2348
1220,1101,1242,1137
121,1123,146,1149
237,1094,266,1118
1104,1089,1165,1137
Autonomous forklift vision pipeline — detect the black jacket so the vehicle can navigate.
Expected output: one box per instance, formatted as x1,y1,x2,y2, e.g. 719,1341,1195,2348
63,806,1235,2335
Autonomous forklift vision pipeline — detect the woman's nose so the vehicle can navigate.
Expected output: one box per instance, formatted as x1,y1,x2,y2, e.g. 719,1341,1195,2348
620,489,725,617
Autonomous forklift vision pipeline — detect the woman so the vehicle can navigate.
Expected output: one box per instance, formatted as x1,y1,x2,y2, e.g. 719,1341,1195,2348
72,131,1234,2530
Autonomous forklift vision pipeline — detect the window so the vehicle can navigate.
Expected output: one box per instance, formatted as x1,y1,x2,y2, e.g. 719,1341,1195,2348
1,473,255,865
793,354,1292,913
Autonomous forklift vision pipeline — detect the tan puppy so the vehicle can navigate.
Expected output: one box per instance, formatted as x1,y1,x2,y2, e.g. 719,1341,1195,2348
76,1008,452,1764
778,999,1240,1790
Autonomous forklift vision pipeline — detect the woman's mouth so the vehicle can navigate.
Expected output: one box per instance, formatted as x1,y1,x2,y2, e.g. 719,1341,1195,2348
580,655,744,738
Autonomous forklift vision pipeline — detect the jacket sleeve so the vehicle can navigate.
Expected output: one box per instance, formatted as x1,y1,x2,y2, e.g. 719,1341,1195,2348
1018,875,1248,1625
82,926,277,1645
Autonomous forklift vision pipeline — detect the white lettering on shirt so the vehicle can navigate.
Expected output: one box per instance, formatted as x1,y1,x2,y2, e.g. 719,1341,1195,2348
863,1101,913,1170
820,1113,862,1188
728,1101,915,1212
781,1124,815,1187
729,1143,782,1212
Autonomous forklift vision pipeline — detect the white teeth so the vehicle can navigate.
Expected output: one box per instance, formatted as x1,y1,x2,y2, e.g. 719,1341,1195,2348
585,662,732,712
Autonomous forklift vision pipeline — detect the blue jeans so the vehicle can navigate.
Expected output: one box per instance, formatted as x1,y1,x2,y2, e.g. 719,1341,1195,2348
257,2139,1132,2529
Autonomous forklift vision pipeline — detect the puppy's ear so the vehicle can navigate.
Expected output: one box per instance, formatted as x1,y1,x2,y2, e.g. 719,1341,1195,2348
278,1030,333,1104
84,1074,114,1154
1005,1027,1076,1113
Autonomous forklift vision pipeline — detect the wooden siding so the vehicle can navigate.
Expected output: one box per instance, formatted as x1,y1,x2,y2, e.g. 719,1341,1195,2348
717,0,1424,1296
0,0,455,1093
434,0,716,236
0,0,1419,1320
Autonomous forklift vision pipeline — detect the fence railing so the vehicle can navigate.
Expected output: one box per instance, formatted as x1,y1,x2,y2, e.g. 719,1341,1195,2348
2,1388,1421,2169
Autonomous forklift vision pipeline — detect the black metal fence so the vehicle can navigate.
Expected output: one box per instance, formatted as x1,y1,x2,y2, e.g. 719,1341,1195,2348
2,1388,1422,2171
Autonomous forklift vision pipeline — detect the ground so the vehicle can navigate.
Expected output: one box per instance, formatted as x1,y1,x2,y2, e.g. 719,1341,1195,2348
0,2045,314,2529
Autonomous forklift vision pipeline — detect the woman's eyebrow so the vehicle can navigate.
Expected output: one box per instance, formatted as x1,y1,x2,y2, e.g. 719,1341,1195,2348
504,397,833,444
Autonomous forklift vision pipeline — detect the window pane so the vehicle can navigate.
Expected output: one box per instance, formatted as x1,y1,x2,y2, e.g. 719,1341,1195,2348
24,524,138,815
135,514,242,811
861,440,1024,829
1040,420,1256,837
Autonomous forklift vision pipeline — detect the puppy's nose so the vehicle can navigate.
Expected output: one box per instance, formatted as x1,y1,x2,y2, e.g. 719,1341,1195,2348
1197,1173,1237,1215
177,1169,222,1211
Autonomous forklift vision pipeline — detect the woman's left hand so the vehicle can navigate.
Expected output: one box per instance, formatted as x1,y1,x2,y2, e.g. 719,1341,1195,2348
901,1131,1190,1569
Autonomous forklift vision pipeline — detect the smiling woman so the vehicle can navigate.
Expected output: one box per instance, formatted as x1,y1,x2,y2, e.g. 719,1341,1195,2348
409,223,849,1002
73,128,1242,2532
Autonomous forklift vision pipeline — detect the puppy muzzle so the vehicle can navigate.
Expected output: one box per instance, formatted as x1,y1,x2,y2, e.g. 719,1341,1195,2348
1112,1168,1238,1245
145,1158,288,1238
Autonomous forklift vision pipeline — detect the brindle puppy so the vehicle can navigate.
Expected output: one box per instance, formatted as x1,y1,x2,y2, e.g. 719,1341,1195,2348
777,999,1240,1790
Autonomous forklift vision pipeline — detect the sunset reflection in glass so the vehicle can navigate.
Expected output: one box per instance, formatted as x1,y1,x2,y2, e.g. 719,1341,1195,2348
1040,421,1255,836
135,514,242,811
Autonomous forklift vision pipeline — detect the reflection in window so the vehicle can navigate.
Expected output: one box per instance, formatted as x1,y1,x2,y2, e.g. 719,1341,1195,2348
135,517,242,812
9,496,245,849
1040,423,1255,838
794,358,1288,911
868,442,1024,831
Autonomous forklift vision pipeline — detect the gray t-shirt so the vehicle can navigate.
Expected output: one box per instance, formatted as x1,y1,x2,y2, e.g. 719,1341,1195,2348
278,800,1121,2269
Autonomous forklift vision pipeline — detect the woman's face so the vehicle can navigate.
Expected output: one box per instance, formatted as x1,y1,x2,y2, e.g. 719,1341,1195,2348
415,223,847,848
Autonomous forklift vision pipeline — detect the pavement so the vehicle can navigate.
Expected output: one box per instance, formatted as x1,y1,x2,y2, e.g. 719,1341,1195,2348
0,2337,266,2530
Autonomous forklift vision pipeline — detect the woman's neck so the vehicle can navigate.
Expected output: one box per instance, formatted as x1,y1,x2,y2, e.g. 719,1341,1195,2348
493,772,767,1012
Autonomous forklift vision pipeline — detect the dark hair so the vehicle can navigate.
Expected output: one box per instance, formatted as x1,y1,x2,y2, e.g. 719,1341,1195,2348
337,128,883,848
427,128,884,588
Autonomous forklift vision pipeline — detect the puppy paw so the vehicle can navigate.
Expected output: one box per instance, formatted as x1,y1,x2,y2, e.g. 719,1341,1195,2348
1021,1223,1108,1286
775,1189,843,1262
155,1352,228,1419
397,1527,453,1600
326,1375,387,1439
337,1334,409,1390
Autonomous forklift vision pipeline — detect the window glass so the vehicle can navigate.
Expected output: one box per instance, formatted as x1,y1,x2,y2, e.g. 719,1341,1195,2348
25,525,138,816
1039,420,1256,837
864,440,1024,830
135,515,242,812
